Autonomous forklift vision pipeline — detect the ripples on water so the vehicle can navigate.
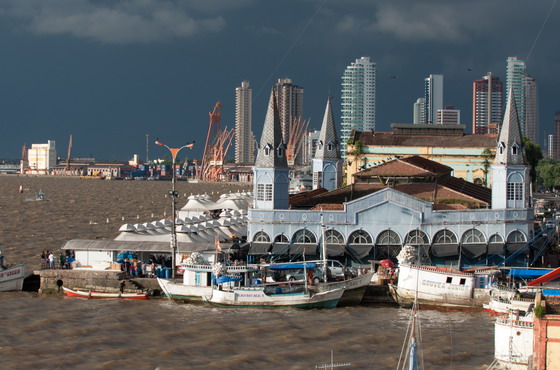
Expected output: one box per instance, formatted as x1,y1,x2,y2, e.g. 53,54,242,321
0,292,494,369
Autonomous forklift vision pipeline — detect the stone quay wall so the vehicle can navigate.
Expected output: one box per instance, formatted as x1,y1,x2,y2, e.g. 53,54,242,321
35,269,162,294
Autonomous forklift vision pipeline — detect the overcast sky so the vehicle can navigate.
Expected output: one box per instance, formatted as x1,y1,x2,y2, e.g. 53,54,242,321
1,0,558,161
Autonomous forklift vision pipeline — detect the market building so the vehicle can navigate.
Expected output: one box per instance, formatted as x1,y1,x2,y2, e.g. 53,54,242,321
247,88,536,269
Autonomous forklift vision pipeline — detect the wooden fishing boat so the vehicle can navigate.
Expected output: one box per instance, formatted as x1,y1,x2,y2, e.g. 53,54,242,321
62,287,148,300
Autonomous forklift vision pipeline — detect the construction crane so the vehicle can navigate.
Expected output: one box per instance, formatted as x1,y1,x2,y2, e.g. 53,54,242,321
286,117,309,166
64,134,72,175
197,102,235,181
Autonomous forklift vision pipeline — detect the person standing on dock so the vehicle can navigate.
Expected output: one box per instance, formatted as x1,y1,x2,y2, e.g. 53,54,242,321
59,253,65,269
48,252,55,269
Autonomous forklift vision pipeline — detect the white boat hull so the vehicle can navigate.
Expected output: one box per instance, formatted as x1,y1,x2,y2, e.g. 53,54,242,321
317,272,374,306
157,277,212,301
206,286,344,309
0,264,25,292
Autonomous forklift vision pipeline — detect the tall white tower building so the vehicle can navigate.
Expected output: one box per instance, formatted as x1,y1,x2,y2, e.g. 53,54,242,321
424,74,443,124
235,81,254,165
524,74,538,144
413,98,425,125
506,56,527,136
341,56,376,157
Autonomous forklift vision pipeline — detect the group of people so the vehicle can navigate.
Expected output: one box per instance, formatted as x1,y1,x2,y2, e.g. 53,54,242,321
121,258,150,277
40,250,75,269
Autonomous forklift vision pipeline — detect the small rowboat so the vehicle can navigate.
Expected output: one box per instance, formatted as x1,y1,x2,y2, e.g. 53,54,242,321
62,287,148,300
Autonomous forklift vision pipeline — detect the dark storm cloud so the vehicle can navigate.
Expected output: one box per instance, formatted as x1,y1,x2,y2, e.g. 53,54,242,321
0,0,558,160
0,0,238,43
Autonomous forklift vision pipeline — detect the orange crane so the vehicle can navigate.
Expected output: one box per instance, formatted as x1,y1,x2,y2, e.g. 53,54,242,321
286,117,309,166
198,102,235,181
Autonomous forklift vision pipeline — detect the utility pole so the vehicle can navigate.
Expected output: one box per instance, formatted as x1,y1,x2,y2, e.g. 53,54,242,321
145,134,149,164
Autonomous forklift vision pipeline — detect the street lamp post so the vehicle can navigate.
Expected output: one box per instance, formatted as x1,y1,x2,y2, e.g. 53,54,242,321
155,138,195,279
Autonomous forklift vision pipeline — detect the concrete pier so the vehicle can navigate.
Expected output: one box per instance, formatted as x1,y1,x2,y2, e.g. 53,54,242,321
34,269,162,295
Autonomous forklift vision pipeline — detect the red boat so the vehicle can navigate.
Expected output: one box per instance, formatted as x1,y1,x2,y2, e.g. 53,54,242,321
62,287,148,300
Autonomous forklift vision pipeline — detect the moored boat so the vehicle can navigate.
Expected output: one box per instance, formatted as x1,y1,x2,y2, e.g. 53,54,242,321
62,287,148,300
205,284,344,309
316,271,374,306
0,263,25,292
157,262,258,301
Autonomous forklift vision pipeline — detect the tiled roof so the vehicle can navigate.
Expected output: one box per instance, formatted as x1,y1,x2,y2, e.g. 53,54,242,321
310,203,345,210
494,87,527,166
289,188,328,206
314,97,340,160
350,131,497,148
255,89,288,168
293,179,491,210
354,155,452,178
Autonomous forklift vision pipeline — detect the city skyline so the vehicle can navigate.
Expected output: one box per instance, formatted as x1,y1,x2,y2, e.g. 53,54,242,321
0,0,559,160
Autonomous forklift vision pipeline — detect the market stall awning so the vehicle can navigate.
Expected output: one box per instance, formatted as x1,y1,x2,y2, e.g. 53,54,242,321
62,239,214,253
289,243,318,256
270,243,290,255
347,245,373,259
325,244,346,257
461,244,487,258
487,243,505,255
430,244,458,257
248,242,271,255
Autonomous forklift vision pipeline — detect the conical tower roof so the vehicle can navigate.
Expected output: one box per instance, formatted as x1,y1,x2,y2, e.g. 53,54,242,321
314,97,340,160
255,88,288,168
494,87,527,165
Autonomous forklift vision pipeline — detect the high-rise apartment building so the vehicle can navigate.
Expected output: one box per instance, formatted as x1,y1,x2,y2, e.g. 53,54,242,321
436,106,460,125
235,81,254,165
424,74,443,124
341,56,376,157
525,74,538,144
554,113,560,160
27,140,56,174
413,98,425,125
472,72,503,134
506,56,527,136
548,134,555,159
275,78,304,145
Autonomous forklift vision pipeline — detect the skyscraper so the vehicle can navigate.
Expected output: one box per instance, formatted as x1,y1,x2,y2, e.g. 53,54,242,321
341,56,376,157
235,81,254,165
436,106,460,125
472,72,503,134
275,78,304,145
554,112,560,160
413,98,425,125
506,56,527,136
524,74,538,144
424,74,443,124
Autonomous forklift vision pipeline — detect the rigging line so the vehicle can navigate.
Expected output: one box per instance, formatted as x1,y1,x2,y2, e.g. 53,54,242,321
526,0,558,63
252,0,329,103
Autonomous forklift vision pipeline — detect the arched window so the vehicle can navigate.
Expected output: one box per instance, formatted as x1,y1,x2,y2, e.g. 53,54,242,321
253,231,270,243
327,142,333,151
264,145,271,156
507,230,526,243
507,173,524,203
375,230,401,261
405,230,429,246
376,230,401,245
499,142,505,155
348,230,373,245
274,234,289,243
292,229,317,244
433,229,457,244
324,229,344,244
461,229,486,244
489,234,504,244
277,146,283,157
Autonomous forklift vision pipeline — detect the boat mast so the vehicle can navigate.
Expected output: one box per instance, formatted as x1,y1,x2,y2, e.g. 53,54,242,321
321,212,327,282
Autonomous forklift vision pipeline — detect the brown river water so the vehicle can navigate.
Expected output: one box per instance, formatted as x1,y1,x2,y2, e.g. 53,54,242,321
0,176,495,369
